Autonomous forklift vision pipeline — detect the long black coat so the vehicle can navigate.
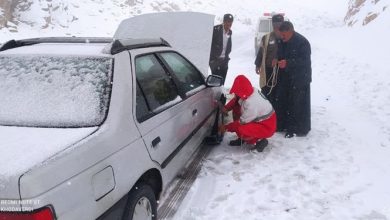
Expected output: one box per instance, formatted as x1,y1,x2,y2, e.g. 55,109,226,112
277,32,312,134
278,32,311,88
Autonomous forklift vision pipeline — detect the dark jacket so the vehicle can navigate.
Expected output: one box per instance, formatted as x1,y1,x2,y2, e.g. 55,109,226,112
209,24,232,62
277,32,311,87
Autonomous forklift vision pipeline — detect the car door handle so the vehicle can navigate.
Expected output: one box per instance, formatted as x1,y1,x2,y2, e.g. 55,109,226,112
192,109,198,116
152,137,161,148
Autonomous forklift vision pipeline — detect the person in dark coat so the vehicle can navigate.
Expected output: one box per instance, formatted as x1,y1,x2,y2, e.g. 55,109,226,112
209,13,233,85
254,14,287,132
277,21,312,138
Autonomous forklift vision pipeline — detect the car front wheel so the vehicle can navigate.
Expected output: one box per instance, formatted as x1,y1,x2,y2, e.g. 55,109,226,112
123,183,157,220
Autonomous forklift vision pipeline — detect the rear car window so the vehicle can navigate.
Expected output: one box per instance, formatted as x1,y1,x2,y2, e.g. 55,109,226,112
0,55,113,127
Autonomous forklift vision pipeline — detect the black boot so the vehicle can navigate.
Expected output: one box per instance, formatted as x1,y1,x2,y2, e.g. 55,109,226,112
285,132,296,138
229,138,242,146
255,139,268,152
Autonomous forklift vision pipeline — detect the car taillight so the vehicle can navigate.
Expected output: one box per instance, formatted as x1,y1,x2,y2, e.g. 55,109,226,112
0,207,55,220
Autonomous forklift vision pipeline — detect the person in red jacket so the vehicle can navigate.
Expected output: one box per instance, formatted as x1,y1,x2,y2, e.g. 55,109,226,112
220,75,276,152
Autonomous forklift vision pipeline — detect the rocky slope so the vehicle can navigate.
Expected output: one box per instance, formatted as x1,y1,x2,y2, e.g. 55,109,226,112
345,0,388,26
0,0,388,35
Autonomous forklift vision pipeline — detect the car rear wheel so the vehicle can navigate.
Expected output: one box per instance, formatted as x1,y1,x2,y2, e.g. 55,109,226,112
123,183,157,220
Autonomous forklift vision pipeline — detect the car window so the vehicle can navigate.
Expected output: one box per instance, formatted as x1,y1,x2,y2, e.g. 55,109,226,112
0,55,113,128
158,52,205,96
135,82,151,122
259,20,272,32
135,54,181,116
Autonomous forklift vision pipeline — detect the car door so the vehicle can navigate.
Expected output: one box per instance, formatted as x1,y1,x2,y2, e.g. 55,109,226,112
157,51,216,147
133,52,195,170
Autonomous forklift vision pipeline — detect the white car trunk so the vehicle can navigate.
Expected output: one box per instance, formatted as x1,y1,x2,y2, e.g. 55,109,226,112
0,126,97,199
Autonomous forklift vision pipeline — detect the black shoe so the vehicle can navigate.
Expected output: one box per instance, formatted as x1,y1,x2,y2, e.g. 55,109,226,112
229,138,242,146
296,132,307,137
285,132,296,138
255,139,268,152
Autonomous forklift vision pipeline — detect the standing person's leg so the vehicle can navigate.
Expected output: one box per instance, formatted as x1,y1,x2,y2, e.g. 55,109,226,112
210,59,228,85
273,73,288,131
305,85,311,132
219,60,229,85
210,59,222,76
295,85,311,135
286,85,310,136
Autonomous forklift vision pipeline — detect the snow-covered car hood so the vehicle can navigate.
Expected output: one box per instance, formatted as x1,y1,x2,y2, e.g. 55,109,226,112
0,125,97,198
114,12,214,75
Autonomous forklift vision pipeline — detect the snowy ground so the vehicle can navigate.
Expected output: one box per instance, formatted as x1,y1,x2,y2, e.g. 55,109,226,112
172,1,390,220
1,0,390,219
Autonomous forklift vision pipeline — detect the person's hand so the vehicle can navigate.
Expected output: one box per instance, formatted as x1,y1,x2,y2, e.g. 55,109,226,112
255,67,260,75
278,59,287,69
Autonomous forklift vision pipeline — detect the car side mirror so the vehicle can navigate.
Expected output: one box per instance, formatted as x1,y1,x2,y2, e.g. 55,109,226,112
206,75,223,87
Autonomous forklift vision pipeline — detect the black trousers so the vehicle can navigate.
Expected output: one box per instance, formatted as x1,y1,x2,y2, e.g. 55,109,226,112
210,58,229,85
286,84,311,135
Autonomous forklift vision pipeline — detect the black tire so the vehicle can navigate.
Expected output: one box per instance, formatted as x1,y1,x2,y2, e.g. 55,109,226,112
205,107,224,145
122,183,157,220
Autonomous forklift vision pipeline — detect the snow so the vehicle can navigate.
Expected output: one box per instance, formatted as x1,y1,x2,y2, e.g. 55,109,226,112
0,54,113,127
0,43,111,56
171,1,390,220
1,0,390,219
0,126,97,178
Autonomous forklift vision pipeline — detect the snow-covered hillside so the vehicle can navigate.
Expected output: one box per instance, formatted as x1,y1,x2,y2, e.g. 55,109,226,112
345,0,389,26
0,0,388,40
1,0,390,219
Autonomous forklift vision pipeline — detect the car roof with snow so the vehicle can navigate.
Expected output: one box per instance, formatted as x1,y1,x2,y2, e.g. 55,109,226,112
0,37,172,56
0,38,110,56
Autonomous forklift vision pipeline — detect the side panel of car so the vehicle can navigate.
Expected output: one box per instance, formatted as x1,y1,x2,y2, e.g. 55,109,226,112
131,49,195,184
18,51,160,219
132,51,193,167
157,50,218,161
131,47,219,186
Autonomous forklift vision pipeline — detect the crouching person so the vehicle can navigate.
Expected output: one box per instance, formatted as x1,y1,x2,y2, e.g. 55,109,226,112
220,75,276,152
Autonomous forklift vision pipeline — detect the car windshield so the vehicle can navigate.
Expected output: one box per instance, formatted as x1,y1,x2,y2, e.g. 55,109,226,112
0,55,113,128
